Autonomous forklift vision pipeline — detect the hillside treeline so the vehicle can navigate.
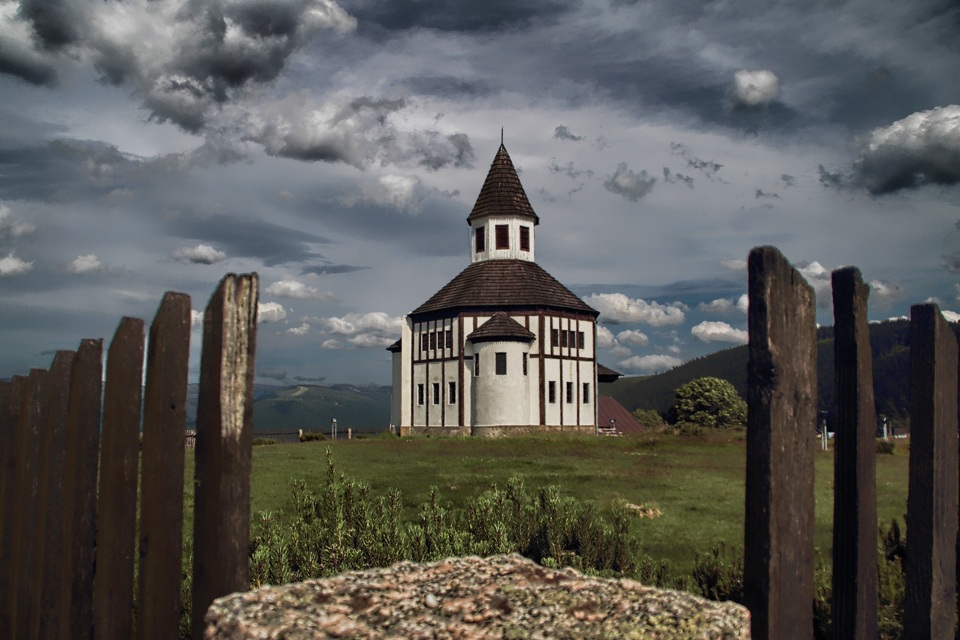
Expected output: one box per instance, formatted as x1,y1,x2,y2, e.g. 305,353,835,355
606,319,916,431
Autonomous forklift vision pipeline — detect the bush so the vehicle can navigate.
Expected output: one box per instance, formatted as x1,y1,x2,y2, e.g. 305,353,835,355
632,408,666,429
876,439,896,455
670,377,746,428
299,430,326,443
252,437,279,446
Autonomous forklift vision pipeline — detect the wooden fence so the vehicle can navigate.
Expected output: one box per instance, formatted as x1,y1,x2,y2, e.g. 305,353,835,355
746,246,958,639
0,273,258,640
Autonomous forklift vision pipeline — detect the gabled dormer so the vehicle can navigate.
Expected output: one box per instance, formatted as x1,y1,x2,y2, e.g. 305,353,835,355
467,144,539,263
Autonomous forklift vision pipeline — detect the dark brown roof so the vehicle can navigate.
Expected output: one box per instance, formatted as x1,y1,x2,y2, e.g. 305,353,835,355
467,313,536,343
598,396,644,435
466,144,539,226
411,260,598,318
386,339,401,353
597,364,623,383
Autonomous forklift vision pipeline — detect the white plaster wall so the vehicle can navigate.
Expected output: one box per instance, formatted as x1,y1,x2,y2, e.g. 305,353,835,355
470,217,535,263
471,340,531,426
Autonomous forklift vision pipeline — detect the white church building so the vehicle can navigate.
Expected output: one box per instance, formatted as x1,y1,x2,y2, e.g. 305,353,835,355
388,144,604,437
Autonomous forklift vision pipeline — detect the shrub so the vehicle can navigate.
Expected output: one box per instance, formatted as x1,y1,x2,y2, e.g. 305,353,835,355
876,439,896,455
669,377,746,428
632,408,666,429
299,430,326,443
252,437,279,446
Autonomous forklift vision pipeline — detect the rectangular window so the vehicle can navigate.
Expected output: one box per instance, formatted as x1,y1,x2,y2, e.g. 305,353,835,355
548,381,556,404
522,353,528,376
495,352,507,375
495,224,509,249
445,329,453,349
520,226,530,251
566,381,574,403
417,384,425,406
429,332,437,350
420,333,427,350
448,381,456,404
578,331,585,349
582,383,590,404
551,329,559,348
474,355,480,377
475,226,485,252
433,382,440,405
561,330,568,348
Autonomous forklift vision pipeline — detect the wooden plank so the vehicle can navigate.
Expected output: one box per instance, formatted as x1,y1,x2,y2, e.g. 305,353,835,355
58,339,104,640
191,273,259,638
10,368,50,639
743,246,817,640
33,351,75,640
904,303,958,639
94,317,145,640
137,292,191,640
830,267,878,640
0,374,23,633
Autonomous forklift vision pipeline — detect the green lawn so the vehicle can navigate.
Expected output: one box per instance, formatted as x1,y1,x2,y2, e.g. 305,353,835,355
233,431,909,575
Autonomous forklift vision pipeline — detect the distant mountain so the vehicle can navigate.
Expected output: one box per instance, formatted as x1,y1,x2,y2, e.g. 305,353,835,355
605,319,914,431
183,382,391,433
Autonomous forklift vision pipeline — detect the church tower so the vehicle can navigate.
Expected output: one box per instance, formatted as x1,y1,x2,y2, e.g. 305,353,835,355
389,143,599,437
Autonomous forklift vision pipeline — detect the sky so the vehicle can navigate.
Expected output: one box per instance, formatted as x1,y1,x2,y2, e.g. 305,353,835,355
1,0,959,386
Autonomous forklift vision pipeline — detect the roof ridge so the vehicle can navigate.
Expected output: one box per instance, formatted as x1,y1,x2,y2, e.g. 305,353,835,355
466,145,540,225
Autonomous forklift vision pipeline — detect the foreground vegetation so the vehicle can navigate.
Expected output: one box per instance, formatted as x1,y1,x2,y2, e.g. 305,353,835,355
180,431,910,637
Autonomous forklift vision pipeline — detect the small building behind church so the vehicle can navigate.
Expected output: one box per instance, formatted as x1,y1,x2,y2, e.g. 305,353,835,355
388,143,604,437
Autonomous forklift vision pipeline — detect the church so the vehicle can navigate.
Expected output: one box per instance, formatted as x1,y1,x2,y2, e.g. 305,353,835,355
388,143,605,437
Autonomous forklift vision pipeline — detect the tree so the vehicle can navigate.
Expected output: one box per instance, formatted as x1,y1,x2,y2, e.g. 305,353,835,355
670,377,746,428
632,408,665,429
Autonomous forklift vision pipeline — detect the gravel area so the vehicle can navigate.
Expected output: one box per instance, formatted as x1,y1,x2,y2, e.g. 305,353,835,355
205,554,750,639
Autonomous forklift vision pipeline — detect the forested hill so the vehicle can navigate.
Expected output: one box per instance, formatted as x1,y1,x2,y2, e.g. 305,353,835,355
605,318,916,429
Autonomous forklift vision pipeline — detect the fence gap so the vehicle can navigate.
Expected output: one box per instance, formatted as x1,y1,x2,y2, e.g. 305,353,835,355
830,266,878,639
191,273,259,638
904,303,958,638
744,245,817,640
0,374,24,634
94,317,146,640
34,351,75,639
137,292,191,640
11,368,50,639
58,339,104,640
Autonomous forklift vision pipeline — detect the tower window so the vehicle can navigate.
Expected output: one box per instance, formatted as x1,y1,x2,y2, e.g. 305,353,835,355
417,384,425,406
520,226,530,251
445,329,453,349
522,353,528,376
495,352,507,375
475,226,485,252
561,330,568,348
566,382,574,403
448,381,456,404
578,331,585,349
474,355,480,377
420,333,427,350
548,381,556,404
433,382,440,405
430,332,437,350
582,383,590,403
495,224,509,249
551,329,559,348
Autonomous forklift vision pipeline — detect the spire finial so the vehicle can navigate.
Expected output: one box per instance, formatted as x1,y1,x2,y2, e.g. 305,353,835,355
501,127,504,146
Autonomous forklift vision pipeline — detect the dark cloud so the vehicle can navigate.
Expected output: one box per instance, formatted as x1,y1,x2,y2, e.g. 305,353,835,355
554,125,584,141
781,174,796,187
549,161,592,180
662,167,694,188
853,105,960,195
20,0,83,50
0,47,57,86
259,369,288,381
341,0,580,33
603,162,656,202
755,189,779,199
301,264,370,276
670,143,722,178
401,75,494,99
294,374,327,383
818,164,844,189
942,251,960,273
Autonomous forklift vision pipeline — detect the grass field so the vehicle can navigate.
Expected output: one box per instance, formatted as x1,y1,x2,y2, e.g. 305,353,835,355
224,431,909,576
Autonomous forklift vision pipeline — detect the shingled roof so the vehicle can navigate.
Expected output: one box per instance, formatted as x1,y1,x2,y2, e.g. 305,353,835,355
466,144,539,226
467,313,536,343
411,260,598,318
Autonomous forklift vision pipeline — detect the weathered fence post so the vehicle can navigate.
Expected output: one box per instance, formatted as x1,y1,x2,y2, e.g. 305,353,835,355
34,351,76,639
137,292,191,640
11,368,50,639
58,339,104,640
904,303,958,639
831,267,878,639
0,375,24,634
191,274,259,638
744,246,817,640
93,318,146,640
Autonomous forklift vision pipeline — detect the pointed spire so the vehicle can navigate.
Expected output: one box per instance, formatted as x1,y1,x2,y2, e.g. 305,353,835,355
466,144,539,225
